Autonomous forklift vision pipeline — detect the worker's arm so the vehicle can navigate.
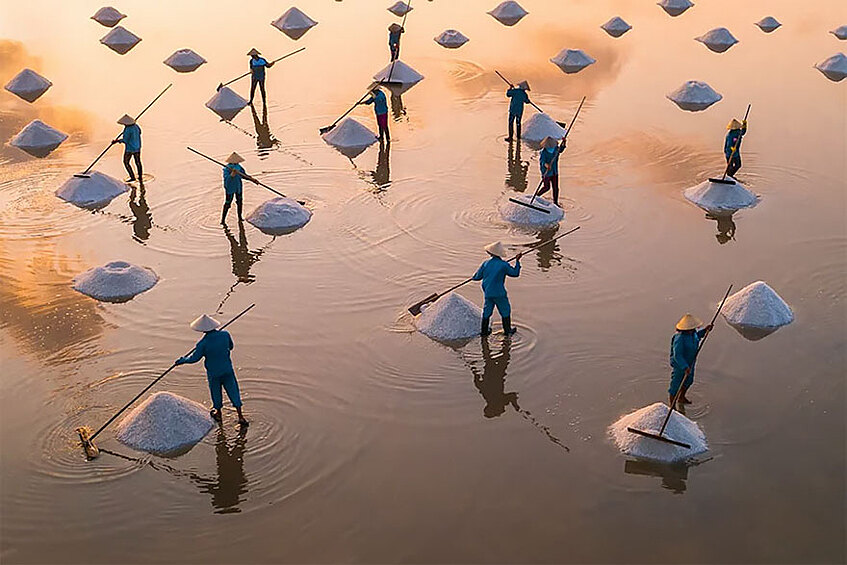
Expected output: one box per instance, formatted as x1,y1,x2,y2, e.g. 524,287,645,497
176,340,205,365
506,255,522,277
472,263,485,281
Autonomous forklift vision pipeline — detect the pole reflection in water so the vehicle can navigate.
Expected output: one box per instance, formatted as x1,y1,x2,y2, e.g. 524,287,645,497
505,139,528,193
128,185,152,243
706,212,737,245
193,427,250,514
250,101,279,157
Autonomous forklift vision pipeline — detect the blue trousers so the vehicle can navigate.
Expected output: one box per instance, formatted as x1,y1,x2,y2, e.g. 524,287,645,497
508,111,522,138
208,371,242,409
482,296,511,319
668,368,694,397
726,152,741,177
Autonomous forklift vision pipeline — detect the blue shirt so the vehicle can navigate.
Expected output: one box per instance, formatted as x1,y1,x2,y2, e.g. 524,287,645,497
506,88,530,117
473,256,521,298
223,164,245,195
178,330,235,378
364,89,388,116
389,29,403,46
118,124,142,153
250,57,269,81
724,126,746,158
540,146,561,176
669,329,708,375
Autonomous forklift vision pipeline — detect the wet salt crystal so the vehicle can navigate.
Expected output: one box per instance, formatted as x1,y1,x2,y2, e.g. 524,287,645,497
100,26,141,54
550,49,596,74
499,194,564,226
434,29,470,49
658,0,693,17
722,281,793,329
164,49,206,73
601,16,632,38
4,68,52,103
387,1,413,16
247,197,312,235
10,119,68,158
521,113,566,145
695,28,739,53
373,59,424,95
487,1,528,27
205,86,248,121
116,391,214,455
56,171,129,209
667,80,722,112
271,7,318,40
609,402,708,462
73,260,158,302
683,176,758,214
91,6,126,27
755,16,781,33
414,292,482,342
815,53,847,82
831,26,847,40
322,118,378,158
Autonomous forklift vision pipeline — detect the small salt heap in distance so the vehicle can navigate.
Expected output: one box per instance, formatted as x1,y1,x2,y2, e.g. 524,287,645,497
116,391,214,455
755,17,781,33
683,177,758,214
164,49,207,73
831,26,847,40
387,1,413,16
695,28,739,53
414,292,482,342
4,68,52,103
520,113,566,146
271,7,318,40
247,197,312,235
10,119,68,158
610,402,708,463
550,49,596,74
601,17,632,38
91,6,126,27
657,0,693,17
372,60,424,95
322,118,378,158
73,261,158,302
434,29,470,49
667,80,722,112
721,281,793,340
815,53,847,82
499,194,564,226
100,26,142,54
56,171,129,209
206,87,249,121
487,1,528,27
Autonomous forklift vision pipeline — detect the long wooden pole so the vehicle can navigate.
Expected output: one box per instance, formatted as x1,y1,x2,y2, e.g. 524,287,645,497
217,47,306,91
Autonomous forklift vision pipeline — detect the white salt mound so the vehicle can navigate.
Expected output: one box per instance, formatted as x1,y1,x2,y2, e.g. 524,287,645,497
667,81,722,112
521,113,566,145
550,49,596,74
73,261,158,302
814,53,847,82
373,60,424,95
755,17,781,33
610,402,708,462
434,29,470,49
695,27,739,53
499,194,564,226
91,6,126,27
683,177,758,214
247,197,312,234
722,281,793,329
658,0,693,17
4,68,52,103
387,1,413,16
116,391,214,455
487,1,528,27
322,118,378,158
601,16,632,38
206,87,248,121
100,26,141,54
271,7,318,40
831,26,847,40
56,171,129,209
164,49,207,73
10,119,68,158
415,292,482,342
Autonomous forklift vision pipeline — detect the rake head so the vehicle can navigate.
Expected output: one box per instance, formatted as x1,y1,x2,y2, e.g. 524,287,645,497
626,426,692,449
408,293,438,316
508,197,551,213
707,177,736,185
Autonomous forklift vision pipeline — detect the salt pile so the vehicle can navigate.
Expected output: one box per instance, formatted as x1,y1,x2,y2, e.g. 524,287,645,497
755,17,781,33
666,81,722,112
499,194,564,226
722,281,793,330
4,68,52,103
414,292,482,342
100,26,141,55
550,49,596,74
387,1,413,16
164,49,207,73
831,26,847,40
56,171,129,209
610,403,708,462
695,28,739,53
72,261,158,302
322,118,378,158
271,7,318,40
373,60,424,95
247,197,312,234
658,0,693,17
91,6,126,27
601,17,632,38
116,391,214,455
814,53,847,82
206,87,248,121
10,119,68,158
434,29,470,49
521,113,566,145
683,177,758,214
487,1,528,27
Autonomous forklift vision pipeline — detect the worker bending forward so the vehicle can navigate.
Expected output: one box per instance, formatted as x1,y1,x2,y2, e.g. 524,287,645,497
473,241,522,336
668,313,713,408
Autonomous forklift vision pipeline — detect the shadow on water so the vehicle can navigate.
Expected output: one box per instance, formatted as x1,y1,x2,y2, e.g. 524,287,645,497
217,221,274,312
250,102,279,157
505,139,529,193
129,185,152,243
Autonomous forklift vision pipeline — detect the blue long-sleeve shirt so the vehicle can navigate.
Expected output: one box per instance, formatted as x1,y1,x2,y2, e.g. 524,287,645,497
177,329,235,378
473,256,521,298
724,125,746,158
389,29,403,46
669,328,708,375
364,89,388,116
506,88,530,117
118,124,142,153
250,57,269,81
540,146,561,177
223,164,245,195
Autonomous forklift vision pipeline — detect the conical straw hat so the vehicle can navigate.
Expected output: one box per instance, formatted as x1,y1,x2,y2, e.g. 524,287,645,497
247,48,261,56
727,118,743,130
117,114,135,125
541,136,558,149
225,152,245,164
484,241,508,258
190,314,222,332
517,80,530,90
676,313,703,331
389,23,403,32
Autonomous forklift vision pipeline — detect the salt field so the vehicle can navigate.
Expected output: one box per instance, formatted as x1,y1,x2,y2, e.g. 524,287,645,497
0,1,844,563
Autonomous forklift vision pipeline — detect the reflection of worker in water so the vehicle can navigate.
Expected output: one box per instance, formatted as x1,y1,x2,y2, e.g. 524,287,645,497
250,101,278,153
472,336,520,418
195,428,249,514
707,212,736,245
390,91,405,121
533,227,561,271
624,459,689,494
128,185,151,242
506,139,528,193
223,220,264,284
371,141,391,188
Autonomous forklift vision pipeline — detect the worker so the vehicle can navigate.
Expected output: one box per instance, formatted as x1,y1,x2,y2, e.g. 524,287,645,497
724,117,747,178
388,23,404,61
112,114,142,183
248,48,275,105
361,83,390,143
668,313,714,408
536,136,567,207
175,314,249,427
505,80,531,141
473,241,522,336
220,152,253,225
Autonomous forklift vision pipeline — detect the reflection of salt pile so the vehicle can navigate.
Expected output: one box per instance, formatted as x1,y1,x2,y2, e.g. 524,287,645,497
755,17,781,33
722,281,793,330
487,1,528,26
271,7,318,40
164,49,207,73
73,261,158,302
415,292,482,342
4,68,52,103
322,118,378,158
100,26,142,54
667,81,722,111
247,197,312,234
387,1,413,16
815,53,847,82
521,113,566,145
601,17,632,38
610,403,707,462
116,392,214,455
10,119,68,158
434,29,470,49
56,171,129,209
831,26,847,40
91,6,126,27
683,177,758,214
695,28,739,53
373,60,424,95
206,87,248,121
550,49,596,74
500,194,564,226
658,0,693,17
